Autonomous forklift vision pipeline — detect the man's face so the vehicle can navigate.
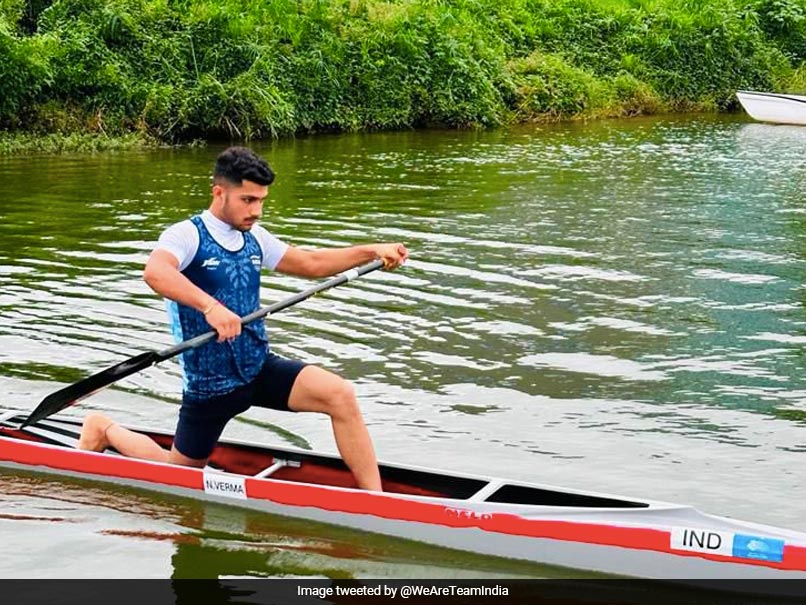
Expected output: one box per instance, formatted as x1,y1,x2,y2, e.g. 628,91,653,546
214,179,268,231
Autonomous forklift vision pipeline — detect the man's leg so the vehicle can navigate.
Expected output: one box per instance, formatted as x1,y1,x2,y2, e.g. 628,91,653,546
287,366,382,491
78,412,169,462
79,413,208,467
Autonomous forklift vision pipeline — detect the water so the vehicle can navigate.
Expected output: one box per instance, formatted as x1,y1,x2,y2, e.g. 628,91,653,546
1,114,806,577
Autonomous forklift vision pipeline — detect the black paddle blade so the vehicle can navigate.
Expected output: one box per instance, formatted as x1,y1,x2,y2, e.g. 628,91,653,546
21,352,159,427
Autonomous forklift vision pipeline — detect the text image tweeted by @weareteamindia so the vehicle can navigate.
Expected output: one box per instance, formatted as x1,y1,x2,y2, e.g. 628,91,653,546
298,581,509,599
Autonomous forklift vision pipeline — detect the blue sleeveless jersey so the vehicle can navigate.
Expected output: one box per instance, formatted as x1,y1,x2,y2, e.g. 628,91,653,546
168,215,268,397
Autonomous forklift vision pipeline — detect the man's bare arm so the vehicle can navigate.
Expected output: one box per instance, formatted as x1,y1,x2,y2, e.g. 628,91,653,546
275,243,408,278
143,249,242,342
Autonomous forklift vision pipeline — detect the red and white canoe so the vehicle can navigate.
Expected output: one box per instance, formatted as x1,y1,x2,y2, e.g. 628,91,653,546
1,412,805,582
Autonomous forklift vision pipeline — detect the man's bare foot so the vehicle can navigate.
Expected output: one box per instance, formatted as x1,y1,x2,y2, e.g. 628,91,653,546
77,412,115,452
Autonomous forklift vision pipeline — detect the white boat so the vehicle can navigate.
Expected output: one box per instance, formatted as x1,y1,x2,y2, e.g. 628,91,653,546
1,412,806,585
736,90,806,126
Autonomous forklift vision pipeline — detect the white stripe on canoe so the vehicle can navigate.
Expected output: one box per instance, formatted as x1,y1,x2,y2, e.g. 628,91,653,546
0,411,21,425
468,480,505,502
21,424,80,449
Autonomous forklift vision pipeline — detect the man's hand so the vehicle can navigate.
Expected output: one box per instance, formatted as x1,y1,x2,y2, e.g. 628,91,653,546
204,302,242,342
372,243,408,270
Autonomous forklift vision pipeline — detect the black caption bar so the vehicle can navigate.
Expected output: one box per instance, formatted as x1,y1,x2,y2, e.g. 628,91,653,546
2,579,806,605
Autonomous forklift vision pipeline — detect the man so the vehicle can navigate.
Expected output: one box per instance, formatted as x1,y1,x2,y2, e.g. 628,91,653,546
78,147,407,491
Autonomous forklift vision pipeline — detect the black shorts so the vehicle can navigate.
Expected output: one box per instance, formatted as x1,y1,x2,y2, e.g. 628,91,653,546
173,353,307,460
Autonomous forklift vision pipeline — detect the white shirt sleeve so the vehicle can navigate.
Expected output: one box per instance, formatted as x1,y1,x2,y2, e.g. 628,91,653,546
253,225,290,270
155,220,200,272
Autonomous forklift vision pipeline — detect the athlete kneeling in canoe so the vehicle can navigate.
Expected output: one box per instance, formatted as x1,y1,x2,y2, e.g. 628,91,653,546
78,146,407,491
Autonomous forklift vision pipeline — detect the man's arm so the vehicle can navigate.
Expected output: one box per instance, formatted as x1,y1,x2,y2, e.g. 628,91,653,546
275,243,408,278
143,249,242,342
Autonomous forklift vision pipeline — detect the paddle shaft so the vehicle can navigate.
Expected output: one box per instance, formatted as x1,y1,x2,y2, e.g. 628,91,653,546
153,258,385,362
21,259,385,427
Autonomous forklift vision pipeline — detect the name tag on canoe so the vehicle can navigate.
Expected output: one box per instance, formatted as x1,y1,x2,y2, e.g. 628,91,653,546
203,472,247,500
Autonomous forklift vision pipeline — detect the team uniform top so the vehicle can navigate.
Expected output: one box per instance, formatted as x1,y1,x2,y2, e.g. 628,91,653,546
155,210,288,398
157,210,288,272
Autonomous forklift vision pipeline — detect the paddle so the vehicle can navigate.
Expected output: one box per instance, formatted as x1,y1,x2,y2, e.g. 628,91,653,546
20,259,386,428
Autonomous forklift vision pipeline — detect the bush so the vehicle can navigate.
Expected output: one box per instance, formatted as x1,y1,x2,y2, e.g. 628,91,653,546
755,0,806,60
0,0,803,140
0,18,52,125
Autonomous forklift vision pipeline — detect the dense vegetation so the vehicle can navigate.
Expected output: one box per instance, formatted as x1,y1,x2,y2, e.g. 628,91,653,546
1,0,805,144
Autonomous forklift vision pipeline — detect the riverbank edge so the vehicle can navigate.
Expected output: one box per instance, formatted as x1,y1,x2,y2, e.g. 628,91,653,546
0,107,744,156
0,131,210,155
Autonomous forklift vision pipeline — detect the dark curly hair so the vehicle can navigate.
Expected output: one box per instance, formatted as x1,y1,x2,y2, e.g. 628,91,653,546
213,147,275,186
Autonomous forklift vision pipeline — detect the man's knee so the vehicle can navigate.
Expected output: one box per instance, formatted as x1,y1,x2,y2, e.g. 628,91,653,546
289,366,362,416
326,379,360,419
168,445,207,468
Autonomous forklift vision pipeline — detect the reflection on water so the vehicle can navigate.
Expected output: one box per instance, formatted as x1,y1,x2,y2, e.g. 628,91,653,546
1,114,806,577
0,470,582,579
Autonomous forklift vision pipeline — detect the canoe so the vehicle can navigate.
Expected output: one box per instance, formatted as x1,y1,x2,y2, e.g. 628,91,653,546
736,90,806,126
1,412,805,583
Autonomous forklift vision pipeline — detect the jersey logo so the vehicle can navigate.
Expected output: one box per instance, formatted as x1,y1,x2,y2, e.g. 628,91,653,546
202,257,221,269
250,254,262,268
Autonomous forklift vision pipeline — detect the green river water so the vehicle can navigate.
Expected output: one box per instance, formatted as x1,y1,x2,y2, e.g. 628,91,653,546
1,114,805,578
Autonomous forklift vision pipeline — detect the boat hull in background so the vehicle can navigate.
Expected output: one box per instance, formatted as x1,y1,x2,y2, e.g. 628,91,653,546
737,90,806,126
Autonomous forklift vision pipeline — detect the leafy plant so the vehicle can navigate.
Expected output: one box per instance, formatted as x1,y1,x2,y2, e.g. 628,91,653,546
0,0,803,143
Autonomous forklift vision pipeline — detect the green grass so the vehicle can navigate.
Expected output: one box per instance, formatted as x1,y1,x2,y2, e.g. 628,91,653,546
0,131,158,154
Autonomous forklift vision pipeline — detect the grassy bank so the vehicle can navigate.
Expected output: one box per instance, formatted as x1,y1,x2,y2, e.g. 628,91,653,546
0,131,160,154
1,0,805,144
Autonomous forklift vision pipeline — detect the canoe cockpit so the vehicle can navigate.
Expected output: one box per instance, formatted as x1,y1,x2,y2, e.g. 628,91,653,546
0,415,649,509
164,431,649,508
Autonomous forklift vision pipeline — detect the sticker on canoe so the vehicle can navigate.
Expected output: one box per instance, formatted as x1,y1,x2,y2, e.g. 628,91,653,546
203,472,247,500
732,533,785,563
670,528,784,563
